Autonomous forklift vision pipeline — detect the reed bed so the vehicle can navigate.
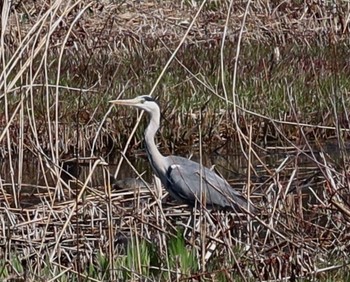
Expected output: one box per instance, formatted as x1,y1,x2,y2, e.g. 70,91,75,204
1,0,350,281
1,149,350,281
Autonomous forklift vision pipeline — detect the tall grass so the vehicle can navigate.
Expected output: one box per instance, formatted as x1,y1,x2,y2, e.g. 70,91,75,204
1,0,350,281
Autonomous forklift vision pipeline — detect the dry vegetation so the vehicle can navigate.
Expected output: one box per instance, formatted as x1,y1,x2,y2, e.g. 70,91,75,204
1,0,350,281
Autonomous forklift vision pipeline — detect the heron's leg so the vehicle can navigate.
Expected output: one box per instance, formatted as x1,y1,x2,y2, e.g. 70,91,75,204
183,207,197,244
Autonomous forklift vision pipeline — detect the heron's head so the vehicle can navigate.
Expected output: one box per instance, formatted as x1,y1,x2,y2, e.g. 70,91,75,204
110,95,159,113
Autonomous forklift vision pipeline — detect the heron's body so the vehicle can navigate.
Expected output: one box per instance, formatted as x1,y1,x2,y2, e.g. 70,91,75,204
159,155,249,210
111,95,252,212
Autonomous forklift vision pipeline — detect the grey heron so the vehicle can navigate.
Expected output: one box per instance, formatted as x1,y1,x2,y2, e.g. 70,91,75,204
110,95,254,213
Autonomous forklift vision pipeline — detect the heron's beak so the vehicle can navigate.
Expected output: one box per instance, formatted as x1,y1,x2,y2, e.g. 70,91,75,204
109,97,141,106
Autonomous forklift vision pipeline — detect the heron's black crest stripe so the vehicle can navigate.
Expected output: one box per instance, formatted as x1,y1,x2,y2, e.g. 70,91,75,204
143,96,155,102
142,95,161,109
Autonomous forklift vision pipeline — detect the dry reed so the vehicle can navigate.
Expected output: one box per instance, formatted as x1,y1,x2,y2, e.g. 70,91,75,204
1,0,350,280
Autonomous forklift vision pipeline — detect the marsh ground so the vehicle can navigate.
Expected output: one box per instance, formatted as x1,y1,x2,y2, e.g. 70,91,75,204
1,0,350,281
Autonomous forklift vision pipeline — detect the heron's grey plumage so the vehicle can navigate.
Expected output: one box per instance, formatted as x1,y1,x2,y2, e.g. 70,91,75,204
110,95,253,212
164,156,250,211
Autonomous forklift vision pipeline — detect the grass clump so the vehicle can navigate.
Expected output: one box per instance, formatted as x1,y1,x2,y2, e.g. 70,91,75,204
0,256,23,281
166,230,198,279
122,238,154,280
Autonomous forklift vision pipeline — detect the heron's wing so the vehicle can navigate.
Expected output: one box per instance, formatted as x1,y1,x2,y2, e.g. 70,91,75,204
198,166,249,209
165,164,201,204
166,158,248,209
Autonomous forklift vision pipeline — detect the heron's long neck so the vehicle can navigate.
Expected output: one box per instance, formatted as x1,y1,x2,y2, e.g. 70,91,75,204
144,111,166,177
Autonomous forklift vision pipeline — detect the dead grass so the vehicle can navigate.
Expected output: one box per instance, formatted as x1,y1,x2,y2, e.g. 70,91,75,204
1,0,350,281
1,144,350,281
3,0,349,52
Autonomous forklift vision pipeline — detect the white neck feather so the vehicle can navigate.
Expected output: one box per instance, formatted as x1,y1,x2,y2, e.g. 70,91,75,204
144,109,167,178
